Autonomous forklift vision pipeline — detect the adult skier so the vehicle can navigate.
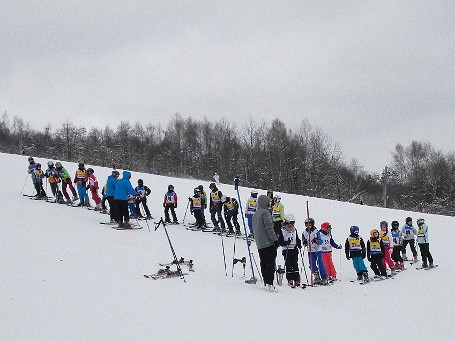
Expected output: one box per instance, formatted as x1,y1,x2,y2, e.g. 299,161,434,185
252,194,279,292
114,171,137,228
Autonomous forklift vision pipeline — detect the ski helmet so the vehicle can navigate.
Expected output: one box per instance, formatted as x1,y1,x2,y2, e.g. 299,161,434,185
197,185,204,190
78,162,85,169
417,218,425,226
405,217,412,224
55,162,62,169
194,187,201,195
284,214,295,225
138,179,143,184
28,156,34,162
251,189,258,197
274,195,281,203
380,220,388,228
370,229,379,238
321,222,331,230
86,168,94,174
209,182,216,189
391,221,399,229
35,163,41,168
168,184,174,191
304,217,315,226
350,226,359,235
266,190,273,197
47,161,54,167
220,195,227,203
112,170,120,177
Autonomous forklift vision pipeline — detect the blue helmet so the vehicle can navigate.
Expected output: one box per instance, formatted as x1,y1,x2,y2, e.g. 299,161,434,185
350,226,359,235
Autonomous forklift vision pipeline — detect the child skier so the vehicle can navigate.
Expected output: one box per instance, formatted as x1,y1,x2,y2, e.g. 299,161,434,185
302,217,329,285
278,214,302,287
163,184,178,224
221,195,241,236
390,221,404,271
74,162,90,207
319,222,342,281
416,218,434,268
135,179,152,219
272,195,285,235
45,161,64,203
31,163,47,198
379,221,395,275
245,189,258,238
55,162,78,204
209,182,226,233
401,217,418,262
345,226,368,282
128,194,137,218
367,229,388,280
86,168,101,211
189,188,205,230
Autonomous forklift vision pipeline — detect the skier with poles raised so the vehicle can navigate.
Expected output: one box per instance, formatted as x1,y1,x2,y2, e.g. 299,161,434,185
277,214,302,287
253,194,279,292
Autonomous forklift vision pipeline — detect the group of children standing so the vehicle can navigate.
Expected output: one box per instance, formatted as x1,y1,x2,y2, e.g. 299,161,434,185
345,217,435,282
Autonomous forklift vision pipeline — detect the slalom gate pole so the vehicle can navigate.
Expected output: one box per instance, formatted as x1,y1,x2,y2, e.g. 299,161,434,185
21,174,29,195
182,200,190,224
234,176,257,284
155,217,186,283
306,200,314,286
300,247,309,286
251,253,262,282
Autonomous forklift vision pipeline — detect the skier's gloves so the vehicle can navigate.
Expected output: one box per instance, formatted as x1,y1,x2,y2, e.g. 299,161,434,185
338,244,342,249
286,239,292,245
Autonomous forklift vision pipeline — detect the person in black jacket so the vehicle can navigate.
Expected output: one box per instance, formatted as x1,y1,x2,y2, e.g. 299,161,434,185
367,229,387,279
277,214,302,287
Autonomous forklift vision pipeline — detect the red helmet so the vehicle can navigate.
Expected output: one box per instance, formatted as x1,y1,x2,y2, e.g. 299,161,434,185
321,222,331,230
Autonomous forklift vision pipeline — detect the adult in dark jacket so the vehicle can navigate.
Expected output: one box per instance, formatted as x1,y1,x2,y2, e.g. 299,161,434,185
114,171,137,228
252,195,279,291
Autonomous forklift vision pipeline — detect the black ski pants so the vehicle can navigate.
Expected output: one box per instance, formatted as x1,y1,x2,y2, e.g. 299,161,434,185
225,214,240,233
402,239,417,257
107,196,116,222
391,245,403,263
210,206,226,230
258,245,277,286
369,255,387,276
418,243,433,265
282,248,300,282
164,204,178,222
135,197,151,217
114,199,129,224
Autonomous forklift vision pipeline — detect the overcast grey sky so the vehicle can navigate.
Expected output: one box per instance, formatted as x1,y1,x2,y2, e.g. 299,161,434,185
1,1,454,173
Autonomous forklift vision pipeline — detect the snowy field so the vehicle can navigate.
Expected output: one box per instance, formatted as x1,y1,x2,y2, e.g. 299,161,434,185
1,152,454,341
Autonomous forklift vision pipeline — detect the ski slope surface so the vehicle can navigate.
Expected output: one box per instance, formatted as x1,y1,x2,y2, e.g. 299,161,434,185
1,153,454,340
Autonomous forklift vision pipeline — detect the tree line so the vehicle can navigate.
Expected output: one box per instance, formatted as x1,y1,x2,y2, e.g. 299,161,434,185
1,112,454,216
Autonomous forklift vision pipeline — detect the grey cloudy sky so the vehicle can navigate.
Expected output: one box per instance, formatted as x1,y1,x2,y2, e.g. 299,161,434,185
1,1,454,173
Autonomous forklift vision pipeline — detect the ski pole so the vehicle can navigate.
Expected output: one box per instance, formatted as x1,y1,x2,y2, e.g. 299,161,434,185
299,247,309,286
219,230,228,276
306,200,314,286
251,252,262,282
231,225,238,277
234,176,257,284
182,200,190,224
154,217,186,283
21,174,29,195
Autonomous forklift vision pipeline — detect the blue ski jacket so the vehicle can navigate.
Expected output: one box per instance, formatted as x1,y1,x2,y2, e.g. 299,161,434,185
114,171,137,200
105,175,117,197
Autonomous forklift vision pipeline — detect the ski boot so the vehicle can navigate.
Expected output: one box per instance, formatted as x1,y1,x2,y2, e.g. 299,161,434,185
413,255,418,262
422,262,428,268
312,272,322,285
429,262,434,268
362,271,369,283
402,253,408,261
357,273,363,281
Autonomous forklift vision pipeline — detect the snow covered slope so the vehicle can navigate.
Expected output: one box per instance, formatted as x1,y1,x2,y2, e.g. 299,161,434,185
1,153,454,340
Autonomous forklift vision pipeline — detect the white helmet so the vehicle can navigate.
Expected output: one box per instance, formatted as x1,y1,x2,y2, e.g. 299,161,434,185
220,195,227,203
251,189,258,195
274,195,281,202
47,161,54,167
284,214,295,224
